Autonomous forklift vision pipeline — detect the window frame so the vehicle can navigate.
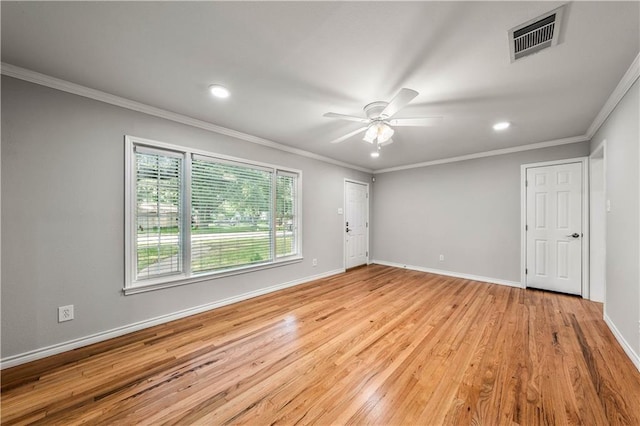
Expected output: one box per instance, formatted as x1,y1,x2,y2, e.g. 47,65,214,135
124,135,302,295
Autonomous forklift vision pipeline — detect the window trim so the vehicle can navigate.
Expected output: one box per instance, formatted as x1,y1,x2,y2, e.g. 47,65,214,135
124,135,303,295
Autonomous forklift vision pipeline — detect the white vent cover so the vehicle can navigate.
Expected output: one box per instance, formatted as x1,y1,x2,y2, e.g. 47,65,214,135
509,5,565,62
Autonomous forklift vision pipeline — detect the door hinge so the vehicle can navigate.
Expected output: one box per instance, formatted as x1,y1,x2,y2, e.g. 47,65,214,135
366,193,369,199
525,224,528,231
366,251,368,257
525,268,528,275
366,222,368,228
525,180,528,187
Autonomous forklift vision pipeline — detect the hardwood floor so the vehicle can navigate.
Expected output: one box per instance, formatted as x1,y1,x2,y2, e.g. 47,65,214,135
2,265,640,425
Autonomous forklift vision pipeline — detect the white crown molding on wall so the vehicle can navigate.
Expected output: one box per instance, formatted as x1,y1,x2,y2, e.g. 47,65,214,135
373,135,589,174
374,52,640,174
0,63,373,174
3,52,639,176
586,53,640,139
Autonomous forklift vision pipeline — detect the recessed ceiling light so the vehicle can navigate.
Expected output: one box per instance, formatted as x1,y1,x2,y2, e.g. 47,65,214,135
209,84,230,99
371,151,380,158
493,121,510,131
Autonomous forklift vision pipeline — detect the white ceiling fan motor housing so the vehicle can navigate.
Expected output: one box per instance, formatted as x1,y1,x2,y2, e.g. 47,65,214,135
363,101,389,119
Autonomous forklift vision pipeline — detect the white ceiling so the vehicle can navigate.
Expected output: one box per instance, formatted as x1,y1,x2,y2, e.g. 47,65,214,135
2,2,639,171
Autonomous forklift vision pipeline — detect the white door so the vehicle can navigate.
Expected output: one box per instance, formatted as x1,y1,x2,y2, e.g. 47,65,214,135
526,162,583,295
345,181,368,269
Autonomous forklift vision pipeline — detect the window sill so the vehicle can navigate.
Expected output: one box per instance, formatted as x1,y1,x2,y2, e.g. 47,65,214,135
123,256,304,295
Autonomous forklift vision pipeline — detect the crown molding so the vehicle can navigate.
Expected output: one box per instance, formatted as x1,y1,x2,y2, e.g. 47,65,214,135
0,63,373,174
373,135,589,174
374,51,640,174
4,52,638,176
586,52,640,139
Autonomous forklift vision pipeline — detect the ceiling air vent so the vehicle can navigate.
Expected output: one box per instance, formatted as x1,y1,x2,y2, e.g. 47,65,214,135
509,5,565,62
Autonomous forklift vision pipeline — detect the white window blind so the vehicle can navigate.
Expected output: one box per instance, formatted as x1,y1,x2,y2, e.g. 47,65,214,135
134,149,183,280
191,157,273,273
276,171,298,258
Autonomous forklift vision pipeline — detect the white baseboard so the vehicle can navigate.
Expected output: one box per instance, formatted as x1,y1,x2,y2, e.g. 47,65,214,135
604,312,640,372
371,260,523,288
0,268,344,369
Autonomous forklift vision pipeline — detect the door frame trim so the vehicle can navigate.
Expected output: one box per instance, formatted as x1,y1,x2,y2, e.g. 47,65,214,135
589,140,607,303
520,157,590,297
343,178,370,270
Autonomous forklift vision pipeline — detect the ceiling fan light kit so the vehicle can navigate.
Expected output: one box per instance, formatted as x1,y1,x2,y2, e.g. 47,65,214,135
324,88,442,156
363,125,377,143
363,122,394,144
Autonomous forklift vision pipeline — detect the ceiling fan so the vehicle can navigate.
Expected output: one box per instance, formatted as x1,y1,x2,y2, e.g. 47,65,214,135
323,88,442,151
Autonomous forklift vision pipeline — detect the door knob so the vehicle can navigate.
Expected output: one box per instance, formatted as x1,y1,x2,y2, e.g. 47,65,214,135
346,227,352,233
566,233,580,238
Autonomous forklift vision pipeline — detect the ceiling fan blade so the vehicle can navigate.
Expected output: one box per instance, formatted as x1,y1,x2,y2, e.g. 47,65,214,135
388,117,443,126
323,112,370,123
380,88,419,118
329,126,368,144
379,138,395,147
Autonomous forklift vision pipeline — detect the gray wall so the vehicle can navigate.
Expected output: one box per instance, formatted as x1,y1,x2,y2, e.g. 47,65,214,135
372,142,590,282
1,77,371,359
590,80,639,357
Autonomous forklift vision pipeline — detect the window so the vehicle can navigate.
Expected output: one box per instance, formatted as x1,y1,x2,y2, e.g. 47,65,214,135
125,136,301,293
134,147,184,280
190,156,273,273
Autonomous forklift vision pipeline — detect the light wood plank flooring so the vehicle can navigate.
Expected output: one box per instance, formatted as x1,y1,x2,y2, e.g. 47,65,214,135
2,265,640,425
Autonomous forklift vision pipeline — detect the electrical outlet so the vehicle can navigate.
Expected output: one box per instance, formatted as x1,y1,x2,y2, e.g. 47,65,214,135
58,305,74,322
439,254,445,262
312,258,318,267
